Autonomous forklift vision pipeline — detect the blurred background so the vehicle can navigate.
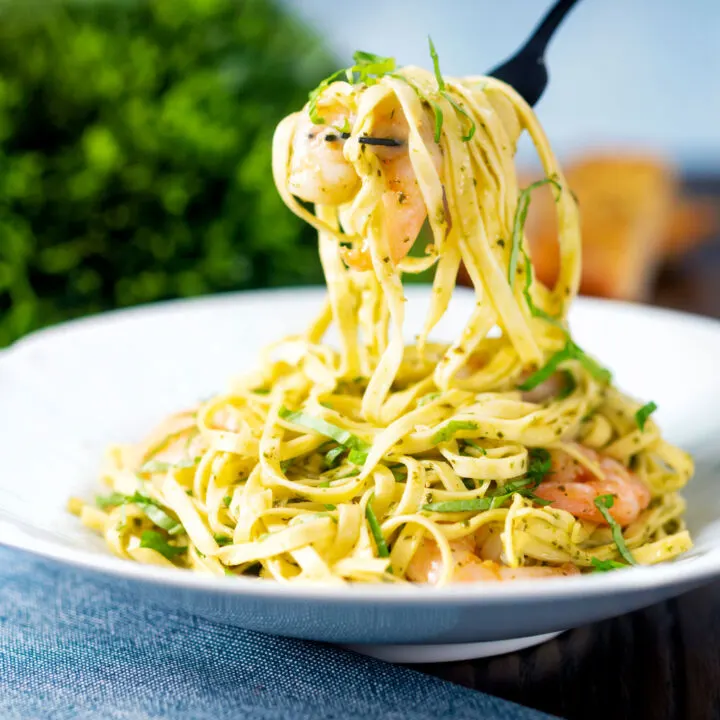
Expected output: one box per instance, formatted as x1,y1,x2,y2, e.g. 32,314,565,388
0,0,718,348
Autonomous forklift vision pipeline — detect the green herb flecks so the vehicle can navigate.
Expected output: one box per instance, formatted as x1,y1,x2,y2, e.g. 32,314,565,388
432,420,479,445
365,494,390,557
139,531,187,561
635,401,657,432
594,494,637,566
213,534,233,547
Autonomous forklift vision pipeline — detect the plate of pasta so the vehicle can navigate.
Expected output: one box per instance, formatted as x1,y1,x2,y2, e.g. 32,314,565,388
2,46,720,663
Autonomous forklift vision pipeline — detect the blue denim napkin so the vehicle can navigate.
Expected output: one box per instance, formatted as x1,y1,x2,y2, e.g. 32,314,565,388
0,547,554,720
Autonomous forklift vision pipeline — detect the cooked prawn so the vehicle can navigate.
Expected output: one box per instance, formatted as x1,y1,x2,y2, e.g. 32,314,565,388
534,445,651,526
288,92,442,271
406,535,579,584
288,108,360,206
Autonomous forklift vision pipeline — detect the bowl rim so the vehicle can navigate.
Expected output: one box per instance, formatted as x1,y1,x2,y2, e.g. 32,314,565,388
3,287,720,605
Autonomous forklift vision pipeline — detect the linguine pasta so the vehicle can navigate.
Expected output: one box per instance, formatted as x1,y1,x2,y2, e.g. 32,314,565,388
70,47,694,585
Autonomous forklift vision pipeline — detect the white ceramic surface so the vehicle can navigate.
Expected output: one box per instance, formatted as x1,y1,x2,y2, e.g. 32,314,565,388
2,287,720,663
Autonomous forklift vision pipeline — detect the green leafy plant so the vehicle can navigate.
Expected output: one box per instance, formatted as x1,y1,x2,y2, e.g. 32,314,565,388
0,0,334,346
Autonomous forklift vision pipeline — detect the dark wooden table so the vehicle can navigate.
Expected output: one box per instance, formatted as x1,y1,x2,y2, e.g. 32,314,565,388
419,176,720,720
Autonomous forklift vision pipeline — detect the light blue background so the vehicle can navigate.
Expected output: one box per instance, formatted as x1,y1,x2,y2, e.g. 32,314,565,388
284,0,720,172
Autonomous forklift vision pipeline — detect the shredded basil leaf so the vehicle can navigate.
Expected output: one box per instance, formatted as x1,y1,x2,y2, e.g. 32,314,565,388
96,492,127,510
555,370,577,400
635,401,658,432
594,494,637,565
324,445,346,469
518,341,611,391
509,178,561,288
308,52,396,124
441,91,476,141
591,557,628,572
128,492,184,536
521,253,563,328
139,531,187,560
100,492,183,535
280,407,367,450
365,494,390,557
428,36,445,90
424,449,551,512
463,440,487,456
432,420,479,445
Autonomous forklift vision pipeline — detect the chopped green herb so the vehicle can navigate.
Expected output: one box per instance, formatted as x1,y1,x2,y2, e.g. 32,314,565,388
518,341,611,392
280,459,294,473
464,440,487,455
101,492,183,535
96,492,127,510
252,388,270,395
308,51,396,124
432,420,478,444
441,92,476,141
324,504,337,511
591,557,628,573
635,401,658,432
428,36,445,90
526,448,552,485
556,370,577,400
348,448,369,465
521,253,564,328
318,480,331,488
139,531,187,560
335,469,361,480
424,453,552,512
222,496,232,508
333,117,351,134
365,495,390,558
324,445,346,469
509,178,562,288
213,534,233,547
279,407,369,457
594,495,637,566
128,492,184,536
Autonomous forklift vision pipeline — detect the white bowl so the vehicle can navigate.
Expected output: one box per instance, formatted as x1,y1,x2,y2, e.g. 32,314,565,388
2,287,720,663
